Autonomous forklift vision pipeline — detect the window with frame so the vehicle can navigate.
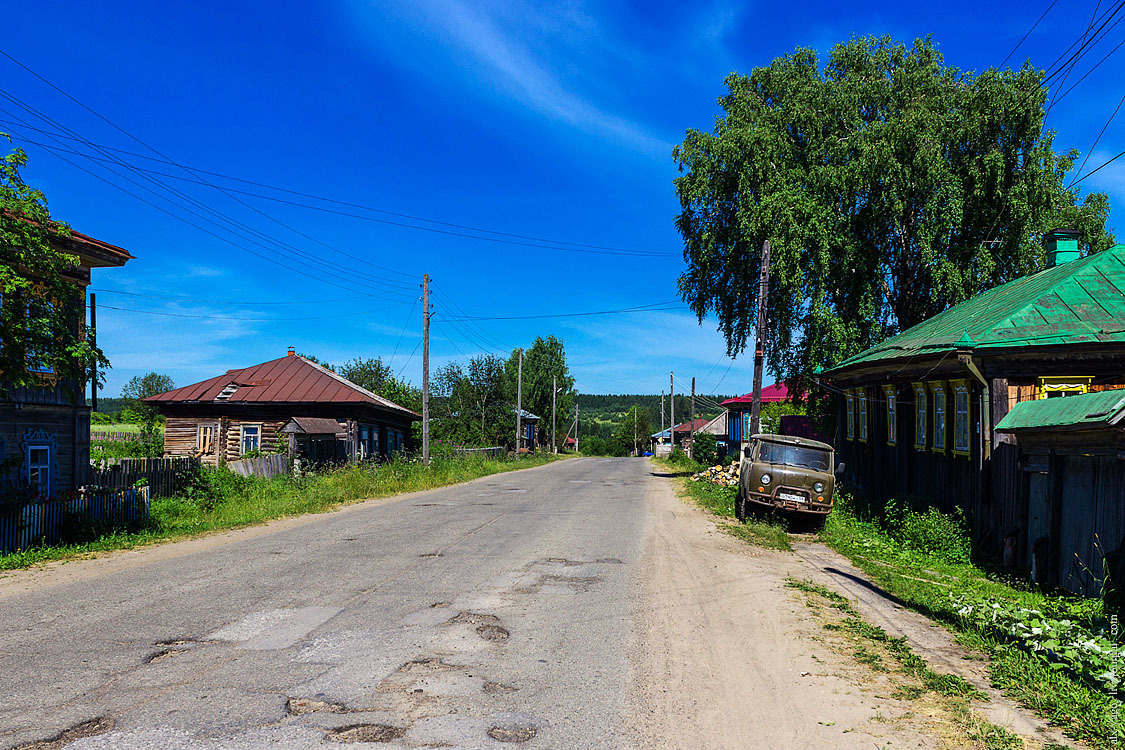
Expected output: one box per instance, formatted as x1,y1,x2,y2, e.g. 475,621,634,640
858,390,868,442
240,424,260,454
884,386,897,445
1037,376,1091,399
913,384,927,449
27,445,51,496
197,424,216,454
953,382,971,454
845,392,855,440
932,383,947,452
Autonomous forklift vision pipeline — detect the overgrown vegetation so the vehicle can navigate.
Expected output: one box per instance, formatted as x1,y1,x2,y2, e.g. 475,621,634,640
653,452,790,552
822,489,1123,747
787,578,1025,750
0,453,560,571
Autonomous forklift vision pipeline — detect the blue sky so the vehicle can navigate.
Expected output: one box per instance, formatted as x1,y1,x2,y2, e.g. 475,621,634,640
3,0,1124,398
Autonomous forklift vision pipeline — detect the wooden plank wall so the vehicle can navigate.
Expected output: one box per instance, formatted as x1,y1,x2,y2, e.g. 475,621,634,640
0,486,150,553
227,454,289,479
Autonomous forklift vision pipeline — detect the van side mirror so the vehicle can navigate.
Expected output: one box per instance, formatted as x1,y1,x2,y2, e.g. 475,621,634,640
743,446,753,459
835,462,846,476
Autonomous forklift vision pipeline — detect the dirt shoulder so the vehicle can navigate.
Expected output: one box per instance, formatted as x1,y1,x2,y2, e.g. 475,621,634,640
633,467,1084,749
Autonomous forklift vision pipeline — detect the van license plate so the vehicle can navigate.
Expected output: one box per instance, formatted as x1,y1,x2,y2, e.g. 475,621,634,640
779,492,806,503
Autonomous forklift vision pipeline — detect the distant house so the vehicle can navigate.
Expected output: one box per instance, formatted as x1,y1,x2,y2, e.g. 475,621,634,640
826,230,1125,581
1,228,133,497
146,349,418,465
516,409,540,451
722,382,800,447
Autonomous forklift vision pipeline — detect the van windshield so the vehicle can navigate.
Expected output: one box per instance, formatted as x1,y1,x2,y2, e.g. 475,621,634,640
757,442,830,472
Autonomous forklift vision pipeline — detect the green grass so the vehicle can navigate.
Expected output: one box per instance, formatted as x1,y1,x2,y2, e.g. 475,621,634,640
652,455,791,552
787,578,1023,750
0,453,561,571
821,494,1123,748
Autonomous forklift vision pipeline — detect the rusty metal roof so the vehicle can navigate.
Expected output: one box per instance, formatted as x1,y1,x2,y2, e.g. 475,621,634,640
145,355,420,418
827,244,1125,374
281,417,346,435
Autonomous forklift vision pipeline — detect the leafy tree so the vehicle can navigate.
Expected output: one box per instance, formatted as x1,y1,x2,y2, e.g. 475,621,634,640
505,336,576,451
613,405,652,455
121,371,174,450
673,36,1113,386
0,142,108,392
692,432,720,465
338,356,421,413
431,357,514,448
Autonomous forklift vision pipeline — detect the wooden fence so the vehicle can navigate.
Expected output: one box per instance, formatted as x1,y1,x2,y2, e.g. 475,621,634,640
88,457,201,498
227,454,290,479
453,447,506,459
0,487,150,554
90,430,145,443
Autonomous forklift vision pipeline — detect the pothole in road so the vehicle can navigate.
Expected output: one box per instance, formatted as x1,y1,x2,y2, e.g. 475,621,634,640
15,717,114,750
398,657,460,674
419,552,443,558
325,724,405,743
484,680,518,694
477,623,509,642
451,611,500,626
145,648,188,664
596,558,624,564
487,724,537,743
287,696,350,715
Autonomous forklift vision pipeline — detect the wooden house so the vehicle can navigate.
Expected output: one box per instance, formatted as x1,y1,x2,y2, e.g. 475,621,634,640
825,230,1125,577
994,389,1125,595
146,350,418,465
1,229,133,497
722,382,797,447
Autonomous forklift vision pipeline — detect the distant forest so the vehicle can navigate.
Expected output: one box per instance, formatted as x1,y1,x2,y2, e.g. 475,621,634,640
576,393,734,441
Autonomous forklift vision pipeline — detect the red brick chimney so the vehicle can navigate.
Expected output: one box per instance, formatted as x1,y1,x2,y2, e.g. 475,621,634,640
287,346,296,357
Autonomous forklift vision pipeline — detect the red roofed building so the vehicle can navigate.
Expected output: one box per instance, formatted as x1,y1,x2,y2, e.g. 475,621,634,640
722,382,805,446
146,350,419,465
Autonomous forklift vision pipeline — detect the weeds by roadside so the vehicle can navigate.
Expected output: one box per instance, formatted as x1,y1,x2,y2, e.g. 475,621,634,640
822,490,1123,748
652,454,791,552
0,453,561,571
787,577,1025,750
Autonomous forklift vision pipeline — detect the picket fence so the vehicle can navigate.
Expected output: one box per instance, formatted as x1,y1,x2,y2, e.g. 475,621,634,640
88,457,201,498
0,486,150,554
90,430,144,443
227,454,290,479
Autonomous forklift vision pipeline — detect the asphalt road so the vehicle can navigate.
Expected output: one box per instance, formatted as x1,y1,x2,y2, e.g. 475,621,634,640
0,458,651,749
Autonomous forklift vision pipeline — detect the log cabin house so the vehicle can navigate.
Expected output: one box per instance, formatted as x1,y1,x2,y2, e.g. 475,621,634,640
825,229,1125,586
994,388,1125,595
1,228,134,497
146,349,418,465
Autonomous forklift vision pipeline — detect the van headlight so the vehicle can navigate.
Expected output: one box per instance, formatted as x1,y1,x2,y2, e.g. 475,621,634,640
760,473,772,485
813,481,825,493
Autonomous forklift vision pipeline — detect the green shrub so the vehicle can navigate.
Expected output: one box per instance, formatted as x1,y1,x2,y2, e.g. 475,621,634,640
692,433,720,465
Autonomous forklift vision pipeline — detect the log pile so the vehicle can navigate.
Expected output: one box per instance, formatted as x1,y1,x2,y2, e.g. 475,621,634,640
691,462,740,487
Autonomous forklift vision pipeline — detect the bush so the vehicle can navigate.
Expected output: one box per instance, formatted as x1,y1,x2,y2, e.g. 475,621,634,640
691,433,720,465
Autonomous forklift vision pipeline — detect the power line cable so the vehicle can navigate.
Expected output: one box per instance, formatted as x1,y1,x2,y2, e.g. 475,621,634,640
1000,0,1060,68
1069,90,1125,187
0,101,417,298
89,287,385,306
440,300,684,322
387,297,419,369
95,300,409,322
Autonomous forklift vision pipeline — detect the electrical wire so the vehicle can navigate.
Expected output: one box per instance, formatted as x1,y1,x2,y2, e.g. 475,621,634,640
387,297,420,369
1069,90,1125,188
94,300,409,322
439,300,684,322
89,287,386,306
1000,0,1060,68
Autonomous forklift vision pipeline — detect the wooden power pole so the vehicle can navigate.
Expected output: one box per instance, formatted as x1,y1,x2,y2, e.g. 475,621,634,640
552,375,557,455
515,349,523,453
89,292,98,413
575,404,579,453
422,274,431,465
660,390,665,449
749,240,771,437
669,371,675,451
690,376,696,458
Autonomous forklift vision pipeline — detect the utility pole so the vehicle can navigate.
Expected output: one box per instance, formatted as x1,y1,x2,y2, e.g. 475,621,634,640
89,292,98,413
575,404,579,453
670,371,675,451
515,349,523,453
633,407,638,456
422,275,431,464
660,390,665,449
690,376,696,459
552,375,558,455
749,240,771,437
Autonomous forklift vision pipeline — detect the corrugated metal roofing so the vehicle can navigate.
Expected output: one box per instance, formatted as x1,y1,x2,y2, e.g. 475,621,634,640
827,244,1125,373
722,383,794,406
995,389,1125,432
282,417,346,435
145,355,420,419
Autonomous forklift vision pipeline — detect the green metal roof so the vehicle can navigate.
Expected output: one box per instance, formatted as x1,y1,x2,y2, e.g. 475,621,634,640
828,244,1125,372
994,389,1125,432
